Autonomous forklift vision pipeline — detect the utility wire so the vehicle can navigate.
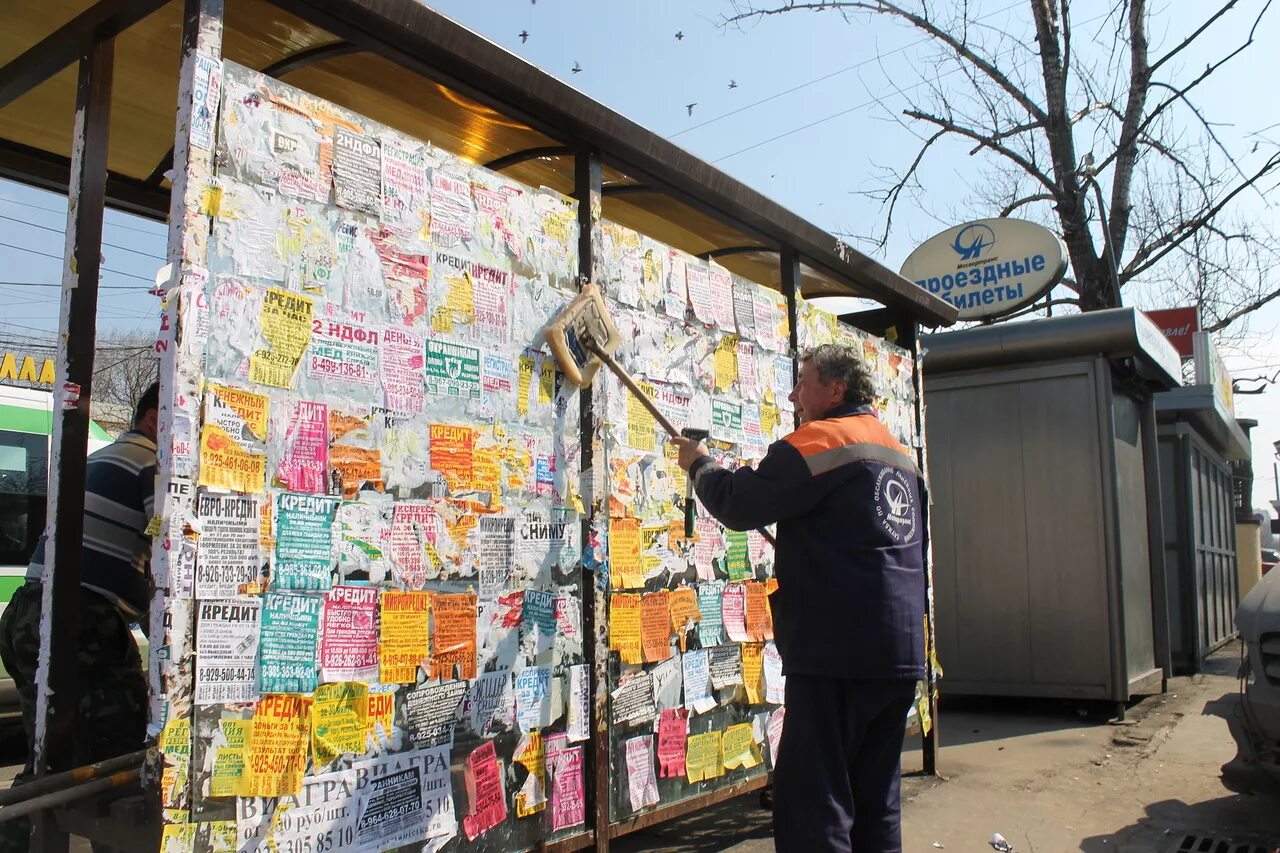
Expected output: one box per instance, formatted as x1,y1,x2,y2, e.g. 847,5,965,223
0,194,165,237
0,242,155,283
0,280,141,291
674,0,1026,139
705,4,1112,164
0,215,166,262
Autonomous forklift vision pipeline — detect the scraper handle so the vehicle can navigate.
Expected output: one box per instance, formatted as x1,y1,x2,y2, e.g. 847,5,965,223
680,428,710,538
586,340,680,437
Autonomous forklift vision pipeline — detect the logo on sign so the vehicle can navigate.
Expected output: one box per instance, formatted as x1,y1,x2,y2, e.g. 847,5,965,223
951,223,996,261
874,468,917,543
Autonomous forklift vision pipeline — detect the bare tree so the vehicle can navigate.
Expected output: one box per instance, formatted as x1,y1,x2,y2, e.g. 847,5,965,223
724,1,1280,327
92,331,158,431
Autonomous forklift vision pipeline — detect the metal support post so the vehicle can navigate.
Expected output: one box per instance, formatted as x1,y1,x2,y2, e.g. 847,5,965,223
1140,398,1172,682
32,33,115,853
780,247,801,430
148,0,225,830
898,316,940,775
573,148,607,853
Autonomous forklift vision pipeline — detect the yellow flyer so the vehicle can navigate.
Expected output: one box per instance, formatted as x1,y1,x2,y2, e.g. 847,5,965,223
714,335,739,392
538,357,556,403
609,593,644,665
668,587,701,651
627,385,657,451
513,731,547,817
311,682,368,764
380,590,430,683
741,642,765,704
609,517,644,589
249,287,314,388
159,823,197,853
516,354,535,417
245,694,312,797
199,423,267,493
722,722,761,770
199,385,269,494
206,820,239,852
685,731,724,783
365,688,396,747
209,718,252,798
159,717,191,758
207,384,269,438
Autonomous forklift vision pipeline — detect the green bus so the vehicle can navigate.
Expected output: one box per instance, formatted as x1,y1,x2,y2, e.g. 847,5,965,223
0,385,113,718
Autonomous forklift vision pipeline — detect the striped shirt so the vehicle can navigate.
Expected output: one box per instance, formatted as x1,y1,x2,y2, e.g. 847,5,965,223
26,431,157,616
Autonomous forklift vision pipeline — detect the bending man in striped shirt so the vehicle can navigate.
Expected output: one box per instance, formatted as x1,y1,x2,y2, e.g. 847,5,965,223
0,382,157,853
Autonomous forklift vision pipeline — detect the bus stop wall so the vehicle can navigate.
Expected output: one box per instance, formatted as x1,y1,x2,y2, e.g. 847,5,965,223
2,3,956,847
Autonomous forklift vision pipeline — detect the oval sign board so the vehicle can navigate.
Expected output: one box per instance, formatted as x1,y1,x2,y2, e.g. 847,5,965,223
899,218,1068,320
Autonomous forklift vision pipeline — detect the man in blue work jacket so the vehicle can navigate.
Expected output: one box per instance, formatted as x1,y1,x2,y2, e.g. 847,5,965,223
673,343,927,853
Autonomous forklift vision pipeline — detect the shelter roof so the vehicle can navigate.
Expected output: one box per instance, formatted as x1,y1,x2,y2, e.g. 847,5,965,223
0,0,957,326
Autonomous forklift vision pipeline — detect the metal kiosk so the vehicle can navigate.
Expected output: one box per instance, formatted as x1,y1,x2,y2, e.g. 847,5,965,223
922,308,1180,711
1154,340,1250,674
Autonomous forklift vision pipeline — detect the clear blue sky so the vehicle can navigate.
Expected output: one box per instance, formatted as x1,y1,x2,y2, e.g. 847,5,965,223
2,0,1278,501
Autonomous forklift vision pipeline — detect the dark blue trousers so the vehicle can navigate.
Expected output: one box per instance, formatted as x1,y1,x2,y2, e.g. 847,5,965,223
772,674,917,853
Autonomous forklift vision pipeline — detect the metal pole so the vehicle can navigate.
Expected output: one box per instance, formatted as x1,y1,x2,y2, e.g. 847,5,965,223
780,248,801,430
32,33,114,853
0,751,144,808
1140,398,1172,683
147,0,225,828
0,771,140,826
900,315,940,775
574,147,607,853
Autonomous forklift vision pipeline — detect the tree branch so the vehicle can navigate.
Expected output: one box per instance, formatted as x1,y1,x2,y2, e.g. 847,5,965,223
999,296,1081,322
867,128,948,248
1149,0,1252,74
1123,154,1280,280
723,1,1049,122
1000,193,1056,217
904,108,1058,191
1206,286,1280,333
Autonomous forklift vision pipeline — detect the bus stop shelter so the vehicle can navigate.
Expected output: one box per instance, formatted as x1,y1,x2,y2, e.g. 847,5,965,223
0,2,956,850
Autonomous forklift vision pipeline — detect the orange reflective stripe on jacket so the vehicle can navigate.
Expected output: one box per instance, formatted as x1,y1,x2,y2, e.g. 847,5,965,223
784,414,919,478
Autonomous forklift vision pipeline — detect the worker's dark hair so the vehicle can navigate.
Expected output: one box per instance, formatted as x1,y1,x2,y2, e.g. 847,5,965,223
133,381,160,427
801,344,876,406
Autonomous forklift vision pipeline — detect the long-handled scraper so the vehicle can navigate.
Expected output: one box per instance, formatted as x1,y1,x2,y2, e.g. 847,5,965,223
544,283,776,546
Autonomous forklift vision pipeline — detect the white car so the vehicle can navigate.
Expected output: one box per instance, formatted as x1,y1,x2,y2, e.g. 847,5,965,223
1237,567,1280,779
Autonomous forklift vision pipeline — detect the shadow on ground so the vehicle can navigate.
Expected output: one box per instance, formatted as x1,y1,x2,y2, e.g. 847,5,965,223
609,792,775,853
1079,795,1279,852
1079,689,1280,852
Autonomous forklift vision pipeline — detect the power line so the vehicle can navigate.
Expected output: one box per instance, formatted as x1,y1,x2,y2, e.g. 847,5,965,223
0,280,142,291
673,0,1026,140
0,242,155,283
0,194,166,237
0,215,166,262
705,4,1113,164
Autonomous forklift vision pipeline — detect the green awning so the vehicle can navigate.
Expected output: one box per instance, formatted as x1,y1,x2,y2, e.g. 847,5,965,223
0,402,111,441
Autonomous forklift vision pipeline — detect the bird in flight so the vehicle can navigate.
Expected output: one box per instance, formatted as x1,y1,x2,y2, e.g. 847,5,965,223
572,61,582,73
675,31,684,40
729,79,738,89
686,103,697,116
519,30,529,43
